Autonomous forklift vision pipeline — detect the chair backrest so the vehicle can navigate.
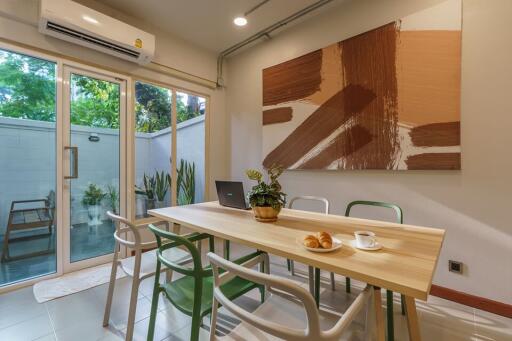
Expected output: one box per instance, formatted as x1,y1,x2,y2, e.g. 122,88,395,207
148,223,204,278
106,211,142,249
289,196,329,214
207,252,372,340
345,200,403,224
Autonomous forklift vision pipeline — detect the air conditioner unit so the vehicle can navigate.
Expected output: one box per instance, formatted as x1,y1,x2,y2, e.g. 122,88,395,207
39,0,155,65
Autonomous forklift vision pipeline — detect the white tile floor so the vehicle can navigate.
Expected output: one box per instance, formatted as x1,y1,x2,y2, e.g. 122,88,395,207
0,246,511,341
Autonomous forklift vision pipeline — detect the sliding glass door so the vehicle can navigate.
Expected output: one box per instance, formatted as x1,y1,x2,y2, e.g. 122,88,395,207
63,66,126,271
0,48,58,287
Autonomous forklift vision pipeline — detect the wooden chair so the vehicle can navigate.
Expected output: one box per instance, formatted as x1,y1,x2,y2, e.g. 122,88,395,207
102,212,190,341
208,251,373,341
288,196,336,301
1,198,54,262
344,200,405,341
147,223,266,341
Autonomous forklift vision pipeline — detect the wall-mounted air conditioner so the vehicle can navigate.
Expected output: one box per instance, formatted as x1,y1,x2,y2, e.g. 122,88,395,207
39,0,155,65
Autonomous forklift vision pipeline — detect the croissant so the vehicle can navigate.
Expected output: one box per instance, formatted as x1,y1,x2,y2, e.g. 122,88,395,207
317,232,333,249
303,235,320,248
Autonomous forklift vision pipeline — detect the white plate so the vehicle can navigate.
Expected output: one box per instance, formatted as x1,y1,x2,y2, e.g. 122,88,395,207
297,236,343,253
350,239,382,251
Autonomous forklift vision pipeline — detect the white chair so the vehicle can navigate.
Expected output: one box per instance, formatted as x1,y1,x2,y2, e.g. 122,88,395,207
102,211,190,341
208,252,373,341
288,196,336,294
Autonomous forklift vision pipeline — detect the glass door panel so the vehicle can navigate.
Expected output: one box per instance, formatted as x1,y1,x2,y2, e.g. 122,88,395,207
67,72,121,263
176,91,206,205
134,81,172,218
0,48,57,286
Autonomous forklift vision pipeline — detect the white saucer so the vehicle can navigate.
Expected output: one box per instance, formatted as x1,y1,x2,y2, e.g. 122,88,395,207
350,239,382,251
297,236,343,253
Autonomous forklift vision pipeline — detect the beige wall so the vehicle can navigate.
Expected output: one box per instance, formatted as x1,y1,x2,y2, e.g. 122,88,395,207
226,0,512,304
0,0,228,201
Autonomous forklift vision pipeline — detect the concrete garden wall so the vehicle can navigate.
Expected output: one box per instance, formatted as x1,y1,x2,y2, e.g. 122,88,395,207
0,115,205,232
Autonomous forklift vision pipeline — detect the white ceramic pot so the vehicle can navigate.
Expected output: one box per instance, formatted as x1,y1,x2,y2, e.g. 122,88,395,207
87,204,103,226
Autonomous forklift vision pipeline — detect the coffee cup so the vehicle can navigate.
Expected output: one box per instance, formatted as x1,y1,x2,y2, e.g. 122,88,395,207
354,231,376,248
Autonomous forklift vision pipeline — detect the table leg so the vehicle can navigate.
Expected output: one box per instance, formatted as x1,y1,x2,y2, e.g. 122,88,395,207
373,287,385,341
404,296,421,341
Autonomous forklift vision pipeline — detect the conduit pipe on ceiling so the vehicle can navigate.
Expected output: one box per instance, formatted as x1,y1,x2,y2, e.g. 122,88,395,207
216,0,334,88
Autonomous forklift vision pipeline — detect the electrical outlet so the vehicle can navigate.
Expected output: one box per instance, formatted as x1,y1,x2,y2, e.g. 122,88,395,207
449,260,463,274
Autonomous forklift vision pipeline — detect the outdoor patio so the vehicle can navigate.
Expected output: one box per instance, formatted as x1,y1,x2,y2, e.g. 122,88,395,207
0,115,205,287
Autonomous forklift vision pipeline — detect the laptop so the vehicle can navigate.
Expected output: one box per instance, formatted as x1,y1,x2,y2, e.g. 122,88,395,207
215,181,251,210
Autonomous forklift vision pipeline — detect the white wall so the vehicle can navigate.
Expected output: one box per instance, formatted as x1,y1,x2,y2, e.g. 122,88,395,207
225,0,512,304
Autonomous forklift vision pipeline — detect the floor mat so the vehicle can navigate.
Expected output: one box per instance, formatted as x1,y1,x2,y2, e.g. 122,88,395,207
33,262,125,303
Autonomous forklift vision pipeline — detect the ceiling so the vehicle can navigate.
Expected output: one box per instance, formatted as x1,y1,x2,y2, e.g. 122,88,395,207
86,0,341,53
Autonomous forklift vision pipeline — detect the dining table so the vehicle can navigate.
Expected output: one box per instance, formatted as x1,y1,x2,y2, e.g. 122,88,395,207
148,201,445,341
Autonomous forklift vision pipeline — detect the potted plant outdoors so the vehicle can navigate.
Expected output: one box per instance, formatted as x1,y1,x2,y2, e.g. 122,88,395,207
82,183,106,226
135,171,170,213
153,170,170,208
106,185,119,215
246,165,287,222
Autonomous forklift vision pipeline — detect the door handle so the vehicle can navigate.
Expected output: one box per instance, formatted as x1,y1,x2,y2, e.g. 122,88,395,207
65,146,78,179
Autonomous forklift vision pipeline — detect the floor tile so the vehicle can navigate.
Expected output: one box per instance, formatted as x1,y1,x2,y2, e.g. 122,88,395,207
0,313,53,341
45,288,104,332
474,308,512,341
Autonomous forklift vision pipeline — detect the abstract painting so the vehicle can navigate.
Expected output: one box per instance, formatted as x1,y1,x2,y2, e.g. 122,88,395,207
262,0,461,170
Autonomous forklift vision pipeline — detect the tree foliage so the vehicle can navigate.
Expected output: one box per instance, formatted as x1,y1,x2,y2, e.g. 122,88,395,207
0,50,205,133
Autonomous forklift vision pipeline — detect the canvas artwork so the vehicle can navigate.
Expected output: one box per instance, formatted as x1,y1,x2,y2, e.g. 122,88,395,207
261,0,462,170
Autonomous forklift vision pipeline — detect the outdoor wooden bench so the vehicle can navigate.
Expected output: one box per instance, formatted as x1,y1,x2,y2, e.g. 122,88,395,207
1,199,55,262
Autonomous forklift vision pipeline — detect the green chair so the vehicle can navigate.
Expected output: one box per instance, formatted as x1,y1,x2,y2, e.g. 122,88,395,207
344,200,405,341
146,224,265,341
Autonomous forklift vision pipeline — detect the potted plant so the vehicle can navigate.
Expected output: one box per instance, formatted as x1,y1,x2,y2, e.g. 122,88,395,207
246,165,287,222
135,171,170,214
82,183,106,226
106,185,119,214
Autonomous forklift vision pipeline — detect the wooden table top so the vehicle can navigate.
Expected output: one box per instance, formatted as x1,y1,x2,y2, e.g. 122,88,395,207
149,201,445,300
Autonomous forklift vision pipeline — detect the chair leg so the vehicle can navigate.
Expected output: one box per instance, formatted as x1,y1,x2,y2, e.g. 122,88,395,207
102,243,119,327
386,290,395,341
147,262,162,341
314,267,320,308
330,272,335,291
190,311,202,341
209,297,219,341
290,260,295,276
286,259,291,271
346,277,351,293
224,240,230,260
125,252,142,341
308,266,315,295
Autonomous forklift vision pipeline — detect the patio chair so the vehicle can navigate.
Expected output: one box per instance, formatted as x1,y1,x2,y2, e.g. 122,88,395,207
147,223,266,341
102,212,191,341
1,197,55,262
208,251,373,341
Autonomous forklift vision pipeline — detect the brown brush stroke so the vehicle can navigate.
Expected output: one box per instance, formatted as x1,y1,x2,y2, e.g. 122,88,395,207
340,22,400,170
262,84,376,169
263,49,322,106
406,153,461,170
397,30,461,126
409,122,460,147
298,125,373,169
262,107,293,125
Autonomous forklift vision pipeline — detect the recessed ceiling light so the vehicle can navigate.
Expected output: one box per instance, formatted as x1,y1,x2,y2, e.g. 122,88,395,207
233,17,248,27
